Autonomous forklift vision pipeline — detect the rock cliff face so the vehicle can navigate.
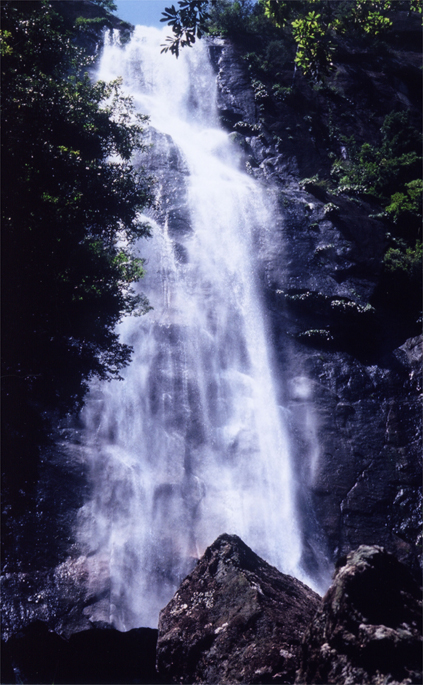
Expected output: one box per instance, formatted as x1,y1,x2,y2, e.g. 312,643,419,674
208,31,422,576
156,534,320,684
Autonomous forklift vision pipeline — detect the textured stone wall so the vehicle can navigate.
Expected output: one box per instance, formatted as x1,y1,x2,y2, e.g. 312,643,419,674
209,36,421,576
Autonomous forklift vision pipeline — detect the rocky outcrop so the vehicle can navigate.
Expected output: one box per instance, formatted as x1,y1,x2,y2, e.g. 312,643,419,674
296,545,422,684
156,533,320,684
158,538,422,685
3,539,420,684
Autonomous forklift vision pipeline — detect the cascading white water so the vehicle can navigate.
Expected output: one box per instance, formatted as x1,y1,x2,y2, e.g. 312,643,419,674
75,26,313,631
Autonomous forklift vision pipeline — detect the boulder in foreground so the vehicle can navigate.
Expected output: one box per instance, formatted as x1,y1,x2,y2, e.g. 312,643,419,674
156,533,320,684
296,545,422,684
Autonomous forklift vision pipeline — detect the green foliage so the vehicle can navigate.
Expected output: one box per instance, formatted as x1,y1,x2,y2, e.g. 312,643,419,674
329,110,421,318
162,0,419,80
207,0,266,38
260,0,299,28
259,0,400,79
261,0,396,36
381,110,421,157
1,0,152,496
384,241,422,275
331,1,393,35
323,201,338,215
160,0,213,56
385,179,423,225
208,0,295,95
163,0,280,58
380,240,422,317
162,0,271,54
299,175,329,200
75,15,109,27
297,329,334,343
331,112,422,207
292,10,334,79
265,39,289,67
0,28,13,55
271,83,295,101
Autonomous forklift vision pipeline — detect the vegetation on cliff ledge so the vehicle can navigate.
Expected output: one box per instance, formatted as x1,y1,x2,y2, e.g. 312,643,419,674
163,0,422,328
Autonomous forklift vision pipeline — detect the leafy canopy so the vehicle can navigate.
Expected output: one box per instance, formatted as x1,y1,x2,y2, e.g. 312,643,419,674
1,0,152,498
260,0,408,79
331,111,422,208
161,0,422,79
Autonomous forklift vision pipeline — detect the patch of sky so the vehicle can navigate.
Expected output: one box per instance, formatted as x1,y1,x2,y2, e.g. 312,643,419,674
113,0,171,28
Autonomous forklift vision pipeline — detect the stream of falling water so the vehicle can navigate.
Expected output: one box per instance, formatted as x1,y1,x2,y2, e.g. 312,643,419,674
74,27,313,630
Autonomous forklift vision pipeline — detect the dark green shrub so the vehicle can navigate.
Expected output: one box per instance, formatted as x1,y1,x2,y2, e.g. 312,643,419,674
331,112,422,209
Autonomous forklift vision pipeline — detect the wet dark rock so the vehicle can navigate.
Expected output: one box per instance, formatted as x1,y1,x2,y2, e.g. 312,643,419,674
296,545,423,684
157,538,421,685
210,26,422,580
156,533,320,684
211,39,258,128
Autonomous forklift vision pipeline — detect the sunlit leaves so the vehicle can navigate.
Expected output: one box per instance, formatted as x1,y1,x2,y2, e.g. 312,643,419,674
160,0,412,77
383,241,422,274
385,179,423,224
160,0,213,56
257,0,401,80
291,10,333,79
331,112,422,250
261,0,298,28
0,29,13,55
410,0,422,12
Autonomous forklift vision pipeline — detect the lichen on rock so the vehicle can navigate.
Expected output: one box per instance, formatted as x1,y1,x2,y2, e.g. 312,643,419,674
156,533,320,684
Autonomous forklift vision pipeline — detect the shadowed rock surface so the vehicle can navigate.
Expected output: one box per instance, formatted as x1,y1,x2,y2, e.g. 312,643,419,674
211,28,422,578
296,545,422,684
156,533,320,684
1,621,163,684
2,540,420,684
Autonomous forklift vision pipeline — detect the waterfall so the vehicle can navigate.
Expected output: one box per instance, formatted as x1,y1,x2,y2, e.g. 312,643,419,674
74,26,313,631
